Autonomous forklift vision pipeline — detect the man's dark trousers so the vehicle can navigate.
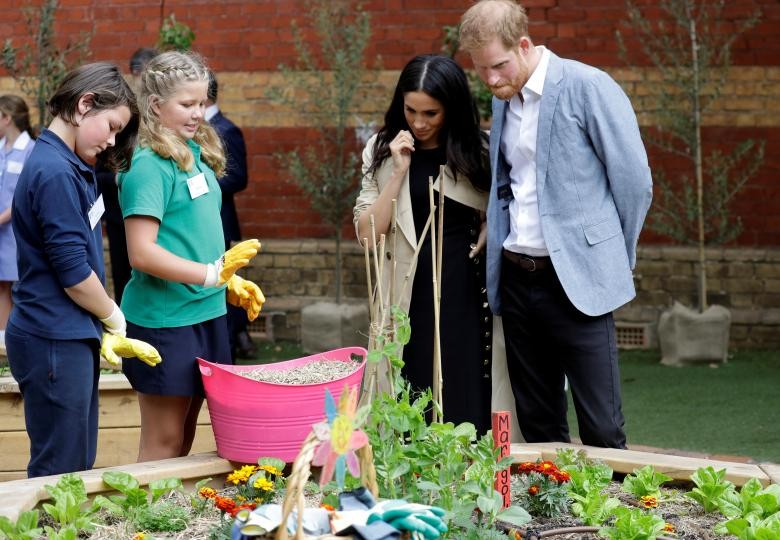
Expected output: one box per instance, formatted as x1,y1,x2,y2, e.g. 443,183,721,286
500,255,627,448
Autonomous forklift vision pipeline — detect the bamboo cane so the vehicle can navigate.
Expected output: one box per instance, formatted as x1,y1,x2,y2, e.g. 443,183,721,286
435,166,445,412
428,178,443,423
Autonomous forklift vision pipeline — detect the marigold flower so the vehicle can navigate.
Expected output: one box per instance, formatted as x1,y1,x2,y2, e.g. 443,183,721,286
132,534,146,540
538,460,556,472
663,523,675,533
258,464,282,476
321,503,335,511
214,495,237,514
198,486,217,499
253,477,274,491
227,465,258,485
518,462,536,474
528,485,540,496
640,495,658,508
552,470,571,483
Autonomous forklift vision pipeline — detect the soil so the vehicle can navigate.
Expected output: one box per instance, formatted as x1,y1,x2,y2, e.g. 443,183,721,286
61,480,735,539
496,482,734,540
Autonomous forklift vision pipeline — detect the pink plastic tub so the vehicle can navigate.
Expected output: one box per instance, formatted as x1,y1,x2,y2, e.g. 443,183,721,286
198,347,367,463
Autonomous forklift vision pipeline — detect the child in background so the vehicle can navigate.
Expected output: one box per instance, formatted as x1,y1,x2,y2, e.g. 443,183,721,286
119,50,264,462
0,95,35,350
7,63,160,478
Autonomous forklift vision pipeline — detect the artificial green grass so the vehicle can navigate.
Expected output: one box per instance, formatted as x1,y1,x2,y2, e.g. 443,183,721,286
567,349,780,464
238,342,780,464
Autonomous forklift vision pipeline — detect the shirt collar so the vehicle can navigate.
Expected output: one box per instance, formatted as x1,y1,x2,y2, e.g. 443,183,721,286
12,130,32,151
38,129,95,177
523,46,550,98
205,104,219,122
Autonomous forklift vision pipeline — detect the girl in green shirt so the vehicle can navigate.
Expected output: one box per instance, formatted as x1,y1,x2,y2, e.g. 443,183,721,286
119,51,264,462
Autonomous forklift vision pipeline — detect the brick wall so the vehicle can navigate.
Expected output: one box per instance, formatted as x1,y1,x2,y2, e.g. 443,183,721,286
2,0,778,245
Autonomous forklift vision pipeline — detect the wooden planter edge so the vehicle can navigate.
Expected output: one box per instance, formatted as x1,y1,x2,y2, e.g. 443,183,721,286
1,443,777,523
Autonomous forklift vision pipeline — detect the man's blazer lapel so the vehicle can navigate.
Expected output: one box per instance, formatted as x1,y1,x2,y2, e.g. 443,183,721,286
536,53,564,203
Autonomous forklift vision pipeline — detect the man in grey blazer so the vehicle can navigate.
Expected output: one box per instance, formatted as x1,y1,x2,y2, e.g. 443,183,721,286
460,0,652,448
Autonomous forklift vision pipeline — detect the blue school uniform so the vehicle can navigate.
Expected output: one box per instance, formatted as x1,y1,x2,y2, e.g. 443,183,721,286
6,129,105,477
0,131,34,281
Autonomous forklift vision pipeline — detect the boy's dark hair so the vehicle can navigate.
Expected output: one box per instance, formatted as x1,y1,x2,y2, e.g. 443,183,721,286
207,69,218,102
48,62,140,173
129,47,159,75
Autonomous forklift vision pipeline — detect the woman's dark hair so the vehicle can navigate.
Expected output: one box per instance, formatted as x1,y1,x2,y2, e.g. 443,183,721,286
0,95,34,138
368,54,489,192
48,61,140,173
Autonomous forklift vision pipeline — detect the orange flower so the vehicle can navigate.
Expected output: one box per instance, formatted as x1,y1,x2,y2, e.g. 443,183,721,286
214,495,237,514
518,462,537,474
528,485,540,496
538,461,556,472
321,503,335,511
664,523,676,533
198,486,217,499
640,495,658,508
552,470,571,483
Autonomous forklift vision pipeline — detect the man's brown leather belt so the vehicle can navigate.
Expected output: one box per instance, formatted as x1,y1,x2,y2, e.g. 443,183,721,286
502,249,551,272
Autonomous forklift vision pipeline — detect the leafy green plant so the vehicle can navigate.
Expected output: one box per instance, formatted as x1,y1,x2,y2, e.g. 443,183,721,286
622,465,673,499
685,466,736,513
41,473,99,536
570,490,621,526
598,506,667,540
0,510,43,540
718,477,780,522
156,13,195,51
556,450,613,499
132,499,190,533
93,471,182,519
1,0,92,129
725,512,780,540
268,0,378,303
617,0,764,312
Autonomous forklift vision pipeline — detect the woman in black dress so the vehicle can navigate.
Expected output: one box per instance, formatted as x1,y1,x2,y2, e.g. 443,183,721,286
354,55,493,433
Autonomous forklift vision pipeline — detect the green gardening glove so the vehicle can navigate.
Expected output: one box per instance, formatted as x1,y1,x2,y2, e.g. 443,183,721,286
367,502,448,539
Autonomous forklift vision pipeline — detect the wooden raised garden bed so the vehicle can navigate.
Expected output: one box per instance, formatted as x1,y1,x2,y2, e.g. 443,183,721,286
0,373,216,482
0,443,777,524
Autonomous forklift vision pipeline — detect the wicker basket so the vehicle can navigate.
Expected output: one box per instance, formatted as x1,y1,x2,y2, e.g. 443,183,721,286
273,431,379,540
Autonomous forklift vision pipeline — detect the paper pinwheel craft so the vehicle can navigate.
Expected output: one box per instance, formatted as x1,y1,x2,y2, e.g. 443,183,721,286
311,385,369,488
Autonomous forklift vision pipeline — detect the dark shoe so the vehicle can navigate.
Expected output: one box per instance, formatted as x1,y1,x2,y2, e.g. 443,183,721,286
236,331,257,359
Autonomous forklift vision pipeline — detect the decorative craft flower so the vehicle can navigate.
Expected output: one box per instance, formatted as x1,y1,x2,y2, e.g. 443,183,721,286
312,385,369,488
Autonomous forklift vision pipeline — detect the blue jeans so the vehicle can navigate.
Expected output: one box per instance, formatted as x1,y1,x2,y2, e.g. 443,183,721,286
6,323,100,478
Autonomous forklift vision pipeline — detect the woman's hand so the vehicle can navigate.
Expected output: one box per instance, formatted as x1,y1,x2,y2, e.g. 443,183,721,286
389,129,414,176
469,217,487,259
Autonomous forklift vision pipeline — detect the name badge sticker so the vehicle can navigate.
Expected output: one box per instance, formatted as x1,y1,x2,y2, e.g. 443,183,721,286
6,161,24,174
88,194,105,230
187,173,209,199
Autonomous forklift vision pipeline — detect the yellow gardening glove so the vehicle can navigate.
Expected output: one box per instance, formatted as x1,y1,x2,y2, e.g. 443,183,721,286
203,239,261,287
226,274,266,321
100,333,162,367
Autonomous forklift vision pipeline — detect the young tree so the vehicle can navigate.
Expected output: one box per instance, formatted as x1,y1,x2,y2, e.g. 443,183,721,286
269,0,374,303
618,0,764,313
2,0,92,130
